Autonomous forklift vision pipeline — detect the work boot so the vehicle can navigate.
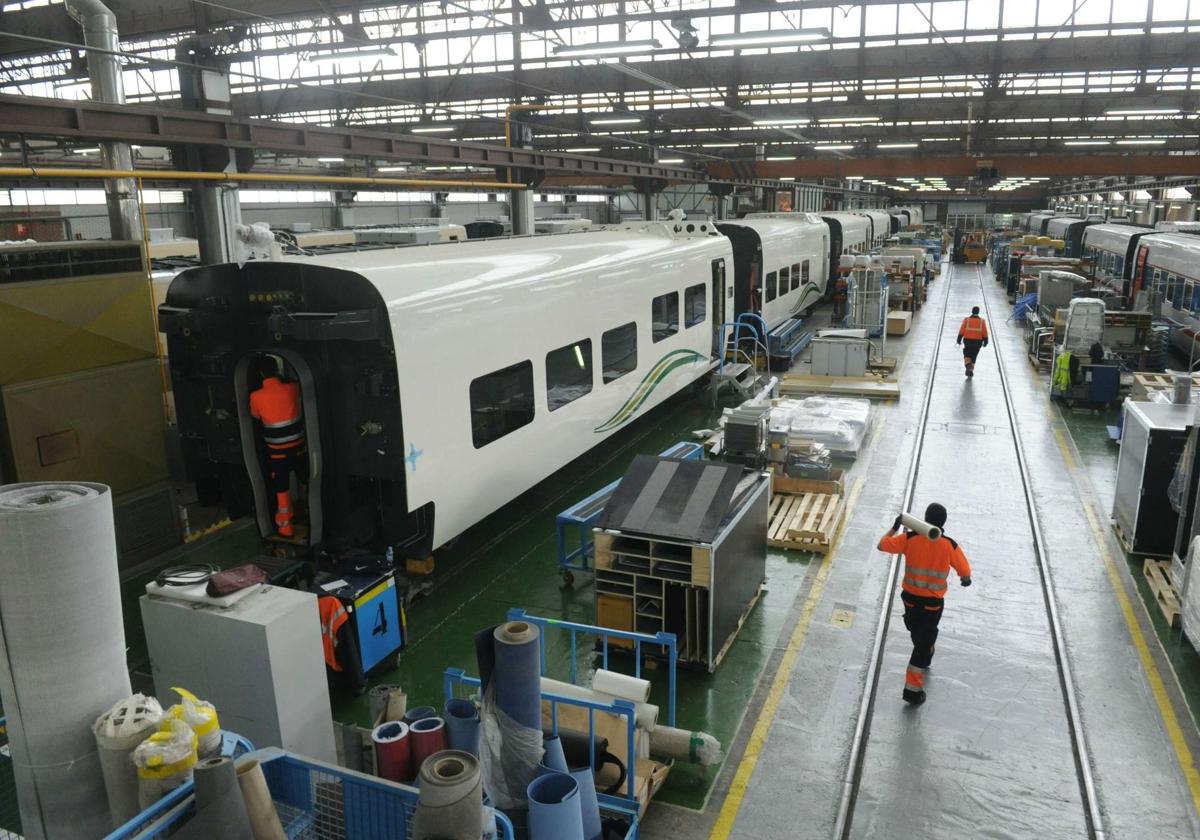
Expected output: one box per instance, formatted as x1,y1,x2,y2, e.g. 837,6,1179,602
902,689,927,705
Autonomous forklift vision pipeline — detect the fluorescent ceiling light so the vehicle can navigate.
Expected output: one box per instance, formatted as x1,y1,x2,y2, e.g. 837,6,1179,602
317,157,344,163
1116,138,1166,145
73,147,100,154
1105,108,1180,116
590,117,641,125
553,39,660,57
779,177,796,181
377,166,408,173
710,28,830,48
699,143,740,148
766,155,796,161
753,118,810,126
846,175,863,180
658,158,685,164
814,145,853,151
1064,140,1110,146
411,126,455,134
564,147,601,153
877,142,918,149
818,116,880,124
310,48,395,65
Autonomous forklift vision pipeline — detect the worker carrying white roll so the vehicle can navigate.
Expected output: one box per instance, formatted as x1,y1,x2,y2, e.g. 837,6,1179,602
899,512,941,541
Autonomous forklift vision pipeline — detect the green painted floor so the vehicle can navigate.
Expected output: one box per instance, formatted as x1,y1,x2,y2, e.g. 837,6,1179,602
1057,399,1200,728
325,393,821,810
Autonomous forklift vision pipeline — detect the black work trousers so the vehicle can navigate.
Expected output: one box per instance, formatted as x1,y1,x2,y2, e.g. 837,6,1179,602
267,445,306,493
962,339,984,366
901,593,944,669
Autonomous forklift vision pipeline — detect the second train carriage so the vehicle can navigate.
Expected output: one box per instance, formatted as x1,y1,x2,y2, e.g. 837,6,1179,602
855,210,894,249
820,212,873,270
717,212,832,330
1131,232,1200,358
1045,216,1095,259
1081,223,1153,302
160,220,732,557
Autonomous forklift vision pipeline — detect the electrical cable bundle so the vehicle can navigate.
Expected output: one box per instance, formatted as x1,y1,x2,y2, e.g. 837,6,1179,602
155,563,219,588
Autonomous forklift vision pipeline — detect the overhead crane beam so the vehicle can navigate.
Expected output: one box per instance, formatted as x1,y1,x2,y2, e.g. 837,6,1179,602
707,155,1200,181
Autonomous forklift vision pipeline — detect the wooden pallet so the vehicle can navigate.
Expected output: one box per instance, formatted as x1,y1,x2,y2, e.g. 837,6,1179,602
767,491,845,554
1143,558,1181,630
1132,372,1200,401
779,374,901,400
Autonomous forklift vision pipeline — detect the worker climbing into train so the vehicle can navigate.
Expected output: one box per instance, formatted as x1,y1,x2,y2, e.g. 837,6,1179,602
877,503,972,706
956,306,989,378
249,355,306,538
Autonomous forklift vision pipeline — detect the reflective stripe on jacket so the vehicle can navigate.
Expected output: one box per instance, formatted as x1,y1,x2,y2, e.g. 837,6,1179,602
318,596,350,672
959,316,989,342
878,531,972,600
250,377,306,449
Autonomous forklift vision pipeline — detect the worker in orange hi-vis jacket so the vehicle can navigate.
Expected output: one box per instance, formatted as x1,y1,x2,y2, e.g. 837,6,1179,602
877,503,972,706
249,356,306,537
956,306,990,378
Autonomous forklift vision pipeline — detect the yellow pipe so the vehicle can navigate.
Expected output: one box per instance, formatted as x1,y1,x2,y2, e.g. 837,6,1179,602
0,166,525,190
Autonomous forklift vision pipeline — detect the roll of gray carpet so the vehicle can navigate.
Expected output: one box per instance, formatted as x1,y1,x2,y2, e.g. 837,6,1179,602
0,483,132,839
174,757,253,840
412,750,485,840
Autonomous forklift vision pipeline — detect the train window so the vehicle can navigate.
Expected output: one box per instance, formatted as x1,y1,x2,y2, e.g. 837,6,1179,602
791,263,801,291
546,339,593,411
651,292,679,342
765,271,778,302
685,284,706,327
1114,256,1124,276
602,322,638,383
469,361,534,448
779,266,790,295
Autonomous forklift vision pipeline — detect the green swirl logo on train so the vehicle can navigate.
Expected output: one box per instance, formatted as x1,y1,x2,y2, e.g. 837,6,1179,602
594,349,708,433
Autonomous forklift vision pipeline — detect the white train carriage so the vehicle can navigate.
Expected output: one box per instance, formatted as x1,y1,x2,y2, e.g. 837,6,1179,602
1045,216,1094,258
1131,233,1200,358
855,210,894,249
821,212,872,267
716,213,831,332
1081,223,1153,301
1027,212,1057,235
160,220,731,556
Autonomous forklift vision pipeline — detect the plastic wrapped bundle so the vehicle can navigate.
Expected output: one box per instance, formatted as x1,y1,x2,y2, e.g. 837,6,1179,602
134,719,198,808
475,622,544,809
93,694,164,826
768,397,873,456
165,687,221,759
648,725,723,765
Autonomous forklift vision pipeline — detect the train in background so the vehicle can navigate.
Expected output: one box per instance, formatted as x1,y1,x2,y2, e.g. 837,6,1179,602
161,205,923,559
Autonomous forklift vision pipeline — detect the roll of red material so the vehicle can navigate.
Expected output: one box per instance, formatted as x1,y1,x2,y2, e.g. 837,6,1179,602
409,716,448,780
372,721,411,783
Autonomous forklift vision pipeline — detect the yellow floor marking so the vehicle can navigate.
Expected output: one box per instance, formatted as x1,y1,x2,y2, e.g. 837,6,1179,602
1081,502,1200,815
1053,426,1077,469
709,476,865,840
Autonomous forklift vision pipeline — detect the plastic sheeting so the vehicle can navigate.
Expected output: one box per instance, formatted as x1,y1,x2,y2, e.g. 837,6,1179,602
756,397,873,456
1181,537,1200,654
0,482,132,840
476,622,544,809
648,726,723,766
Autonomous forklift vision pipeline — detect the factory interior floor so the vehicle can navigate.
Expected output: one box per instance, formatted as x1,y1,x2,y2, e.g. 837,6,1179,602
93,260,1200,839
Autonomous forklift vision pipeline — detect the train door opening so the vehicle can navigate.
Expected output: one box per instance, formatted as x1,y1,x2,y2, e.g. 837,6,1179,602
716,224,762,322
1132,244,1150,308
711,257,727,355
236,350,324,546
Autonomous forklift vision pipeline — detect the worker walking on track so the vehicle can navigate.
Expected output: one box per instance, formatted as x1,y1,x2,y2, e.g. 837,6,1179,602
249,355,306,537
877,503,972,705
956,306,989,378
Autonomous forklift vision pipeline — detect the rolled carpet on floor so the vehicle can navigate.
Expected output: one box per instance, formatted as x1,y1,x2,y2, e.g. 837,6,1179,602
412,751,484,840
0,483,133,840
444,698,480,756
372,721,412,783
92,694,164,827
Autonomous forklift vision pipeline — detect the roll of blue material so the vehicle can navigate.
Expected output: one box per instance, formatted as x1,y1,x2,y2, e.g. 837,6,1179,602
490,622,542,730
542,735,568,773
528,772,583,840
570,766,603,840
404,706,437,725
444,698,481,756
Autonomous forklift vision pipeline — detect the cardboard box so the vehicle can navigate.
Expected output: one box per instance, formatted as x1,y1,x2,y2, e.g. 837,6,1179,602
887,310,913,336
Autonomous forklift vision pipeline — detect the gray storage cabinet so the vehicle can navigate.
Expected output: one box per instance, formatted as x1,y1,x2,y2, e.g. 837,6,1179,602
140,585,337,763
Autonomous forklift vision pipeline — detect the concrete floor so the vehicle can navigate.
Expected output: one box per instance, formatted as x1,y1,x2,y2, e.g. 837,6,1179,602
651,263,1200,840
91,261,1200,839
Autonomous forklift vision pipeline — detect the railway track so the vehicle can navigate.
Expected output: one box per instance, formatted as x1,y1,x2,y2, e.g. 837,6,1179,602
831,262,1104,840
